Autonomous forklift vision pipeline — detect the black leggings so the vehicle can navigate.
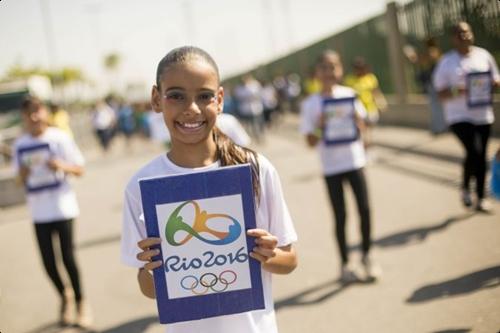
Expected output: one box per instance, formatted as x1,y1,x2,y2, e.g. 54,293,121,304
34,219,82,302
325,168,371,264
450,122,491,199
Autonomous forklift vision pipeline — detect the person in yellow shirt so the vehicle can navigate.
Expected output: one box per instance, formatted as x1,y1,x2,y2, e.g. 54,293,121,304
303,68,322,96
49,102,74,138
344,57,387,150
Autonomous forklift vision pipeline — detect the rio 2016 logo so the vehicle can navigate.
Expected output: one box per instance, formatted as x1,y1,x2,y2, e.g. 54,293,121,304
165,200,242,246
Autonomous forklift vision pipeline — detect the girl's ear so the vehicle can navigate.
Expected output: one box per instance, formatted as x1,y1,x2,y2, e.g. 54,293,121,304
151,85,162,113
217,86,224,114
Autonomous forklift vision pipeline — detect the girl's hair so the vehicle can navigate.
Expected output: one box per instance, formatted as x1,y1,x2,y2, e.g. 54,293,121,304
155,46,261,202
21,95,43,112
156,46,220,87
317,49,341,64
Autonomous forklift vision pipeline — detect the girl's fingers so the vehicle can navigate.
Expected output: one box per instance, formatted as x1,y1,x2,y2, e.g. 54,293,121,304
143,260,162,271
249,251,266,263
252,246,276,259
137,237,161,250
254,235,278,248
136,249,160,262
246,229,269,237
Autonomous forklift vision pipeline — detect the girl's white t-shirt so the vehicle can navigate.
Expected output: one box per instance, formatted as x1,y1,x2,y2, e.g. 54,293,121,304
300,86,367,176
121,153,297,333
432,46,499,126
12,127,84,223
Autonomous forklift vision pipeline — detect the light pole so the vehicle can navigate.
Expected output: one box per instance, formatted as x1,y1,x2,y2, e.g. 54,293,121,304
182,0,196,44
40,0,57,69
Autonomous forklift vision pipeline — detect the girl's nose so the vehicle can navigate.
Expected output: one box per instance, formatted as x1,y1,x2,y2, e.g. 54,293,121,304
30,112,39,121
184,100,202,115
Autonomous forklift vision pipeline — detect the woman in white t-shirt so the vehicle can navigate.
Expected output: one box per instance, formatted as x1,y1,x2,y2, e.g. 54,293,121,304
12,97,92,328
433,22,500,212
300,50,380,283
121,46,298,333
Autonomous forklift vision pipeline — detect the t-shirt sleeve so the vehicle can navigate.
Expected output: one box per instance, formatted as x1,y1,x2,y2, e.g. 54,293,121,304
260,158,298,247
299,97,317,135
121,185,148,268
11,140,21,173
486,50,500,82
354,97,367,119
59,132,85,166
432,58,449,91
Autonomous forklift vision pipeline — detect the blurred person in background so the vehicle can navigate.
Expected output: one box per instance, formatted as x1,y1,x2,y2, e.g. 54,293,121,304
415,37,446,135
216,112,251,147
303,67,322,96
91,100,117,152
433,21,500,212
300,50,381,283
48,102,74,138
234,74,265,143
117,100,136,148
222,84,238,116
286,72,302,113
344,56,387,155
12,96,92,328
261,80,279,128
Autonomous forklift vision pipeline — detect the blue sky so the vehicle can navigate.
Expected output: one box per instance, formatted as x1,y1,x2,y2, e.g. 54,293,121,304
0,0,402,94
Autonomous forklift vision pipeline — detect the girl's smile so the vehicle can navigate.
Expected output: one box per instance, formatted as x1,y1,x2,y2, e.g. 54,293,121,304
151,58,224,166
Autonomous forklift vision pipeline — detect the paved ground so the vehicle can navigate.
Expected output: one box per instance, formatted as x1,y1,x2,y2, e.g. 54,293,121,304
1,114,499,333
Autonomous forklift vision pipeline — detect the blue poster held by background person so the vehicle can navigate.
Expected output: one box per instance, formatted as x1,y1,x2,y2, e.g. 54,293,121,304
491,149,500,200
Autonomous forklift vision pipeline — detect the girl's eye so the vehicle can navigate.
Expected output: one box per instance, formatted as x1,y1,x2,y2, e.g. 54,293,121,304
165,92,185,101
198,93,215,101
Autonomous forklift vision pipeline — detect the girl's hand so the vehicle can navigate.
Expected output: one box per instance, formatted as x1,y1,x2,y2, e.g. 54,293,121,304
247,229,278,264
19,165,30,181
137,237,163,271
47,158,65,172
317,112,327,129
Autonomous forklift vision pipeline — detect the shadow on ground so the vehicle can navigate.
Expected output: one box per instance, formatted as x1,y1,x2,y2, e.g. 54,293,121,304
23,322,98,333
98,316,158,333
274,278,374,311
23,316,159,333
407,265,500,303
349,212,475,251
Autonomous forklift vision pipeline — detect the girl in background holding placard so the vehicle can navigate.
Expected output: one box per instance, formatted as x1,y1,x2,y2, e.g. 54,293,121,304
433,21,500,212
12,97,92,328
121,46,297,333
299,50,381,283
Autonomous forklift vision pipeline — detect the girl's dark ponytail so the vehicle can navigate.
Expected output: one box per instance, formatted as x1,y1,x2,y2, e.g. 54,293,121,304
213,127,261,203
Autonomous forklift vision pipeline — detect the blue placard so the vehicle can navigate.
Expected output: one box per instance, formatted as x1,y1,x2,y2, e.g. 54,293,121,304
17,143,62,192
322,97,359,145
139,164,264,324
466,71,493,108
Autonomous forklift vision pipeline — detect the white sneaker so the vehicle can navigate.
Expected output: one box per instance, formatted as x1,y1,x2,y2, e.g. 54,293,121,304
76,300,94,329
476,199,492,213
361,256,382,281
340,264,358,283
59,289,75,326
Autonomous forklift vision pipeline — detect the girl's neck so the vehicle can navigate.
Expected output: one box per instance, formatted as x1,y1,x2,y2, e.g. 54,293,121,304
456,45,472,56
321,83,336,96
167,140,218,168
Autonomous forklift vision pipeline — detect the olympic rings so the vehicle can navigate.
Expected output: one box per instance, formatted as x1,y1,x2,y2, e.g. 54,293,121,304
179,270,238,295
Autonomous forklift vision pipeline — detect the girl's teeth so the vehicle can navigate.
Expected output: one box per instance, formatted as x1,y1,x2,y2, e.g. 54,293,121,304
182,122,202,128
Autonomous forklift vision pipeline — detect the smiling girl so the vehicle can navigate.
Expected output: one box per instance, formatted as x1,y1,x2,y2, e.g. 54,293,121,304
121,46,298,333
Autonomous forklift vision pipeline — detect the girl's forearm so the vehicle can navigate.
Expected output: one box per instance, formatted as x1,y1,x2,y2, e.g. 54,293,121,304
262,246,298,275
61,163,84,177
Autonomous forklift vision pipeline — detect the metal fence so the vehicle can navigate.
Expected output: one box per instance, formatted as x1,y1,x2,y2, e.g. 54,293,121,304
224,0,500,95
399,0,500,92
